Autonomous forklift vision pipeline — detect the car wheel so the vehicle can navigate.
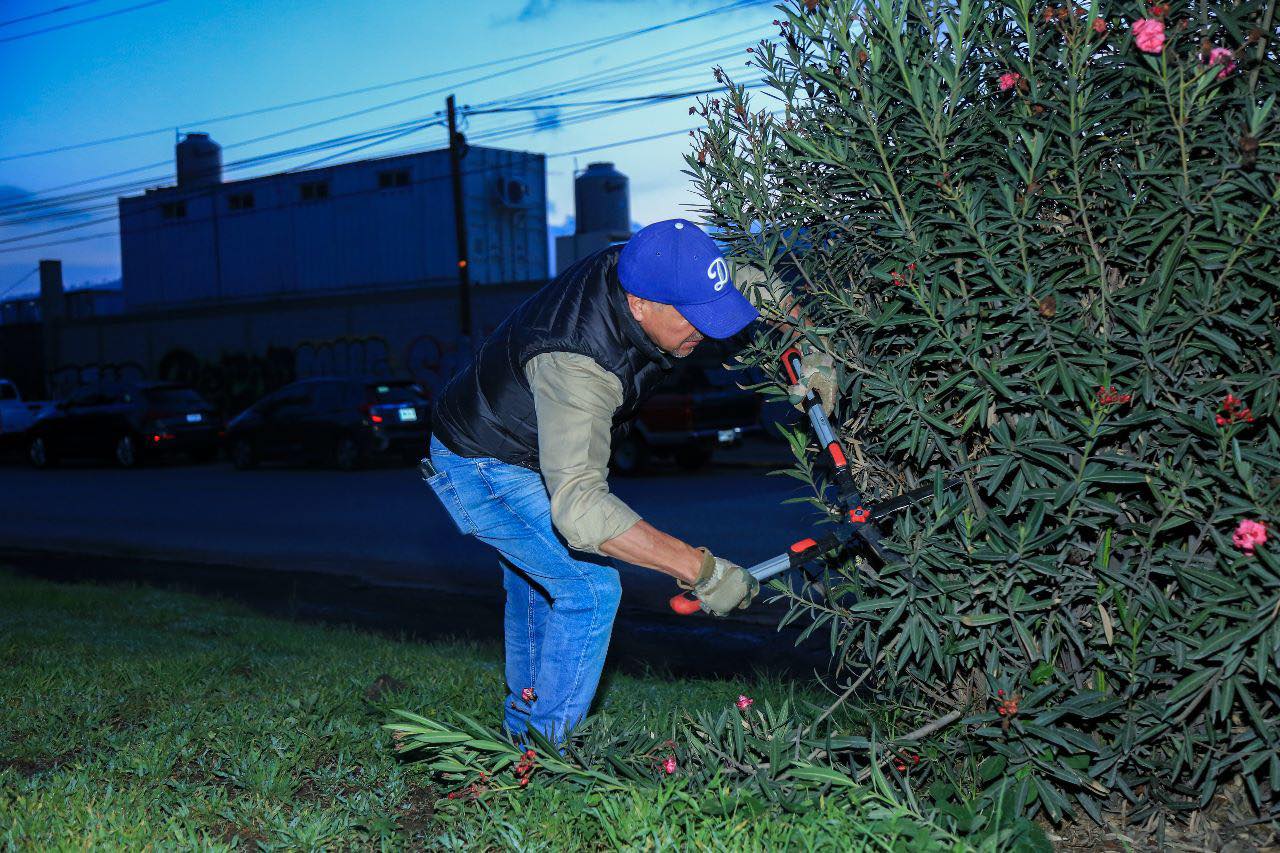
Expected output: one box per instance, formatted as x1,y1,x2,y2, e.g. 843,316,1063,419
609,434,649,476
231,439,258,470
28,435,54,469
333,435,364,471
115,434,142,468
675,444,714,471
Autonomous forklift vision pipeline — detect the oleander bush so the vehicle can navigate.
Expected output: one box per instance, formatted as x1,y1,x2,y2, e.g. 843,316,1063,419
689,0,1279,823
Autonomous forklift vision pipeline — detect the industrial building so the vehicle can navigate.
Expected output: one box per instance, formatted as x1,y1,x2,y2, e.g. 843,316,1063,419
0,131,637,413
120,132,548,309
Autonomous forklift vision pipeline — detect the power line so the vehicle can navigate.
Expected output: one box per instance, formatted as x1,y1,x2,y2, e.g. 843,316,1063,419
0,268,39,299
0,19,774,232
0,36,758,219
0,19,762,215
0,75,760,236
0,0,109,28
0,114,751,256
0,0,175,44
0,0,768,161
0,68,765,235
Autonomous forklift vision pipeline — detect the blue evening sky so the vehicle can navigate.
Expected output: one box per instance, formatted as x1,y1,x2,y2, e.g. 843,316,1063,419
0,0,775,297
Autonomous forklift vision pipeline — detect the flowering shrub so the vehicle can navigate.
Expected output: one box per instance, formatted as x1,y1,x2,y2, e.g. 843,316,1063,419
690,0,1278,823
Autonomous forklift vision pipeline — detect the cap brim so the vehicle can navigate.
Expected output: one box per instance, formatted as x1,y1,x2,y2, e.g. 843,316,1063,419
676,288,759,339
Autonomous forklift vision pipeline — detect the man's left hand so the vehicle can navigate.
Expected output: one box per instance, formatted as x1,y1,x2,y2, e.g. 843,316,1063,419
787,344,839,411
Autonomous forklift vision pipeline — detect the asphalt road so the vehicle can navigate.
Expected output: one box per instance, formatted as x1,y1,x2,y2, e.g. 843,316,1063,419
0,440,842,675
0,440,823,619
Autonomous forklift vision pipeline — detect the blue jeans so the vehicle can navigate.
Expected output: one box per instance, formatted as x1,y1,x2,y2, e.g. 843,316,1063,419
424,434,622,744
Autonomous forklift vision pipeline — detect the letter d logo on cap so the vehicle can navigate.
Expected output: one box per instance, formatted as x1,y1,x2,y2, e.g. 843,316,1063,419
707,257,730,292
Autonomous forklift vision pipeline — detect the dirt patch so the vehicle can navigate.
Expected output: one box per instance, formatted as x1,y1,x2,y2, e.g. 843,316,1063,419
365,674,407,701
0,749,81,778
395,779,437,839
1046,785,1279,852
210,821,268,847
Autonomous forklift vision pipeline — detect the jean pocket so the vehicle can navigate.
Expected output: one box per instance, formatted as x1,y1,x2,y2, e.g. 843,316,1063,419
425,469,477,536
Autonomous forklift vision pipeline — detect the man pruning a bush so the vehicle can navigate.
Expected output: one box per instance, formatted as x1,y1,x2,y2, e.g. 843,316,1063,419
424,219,836,745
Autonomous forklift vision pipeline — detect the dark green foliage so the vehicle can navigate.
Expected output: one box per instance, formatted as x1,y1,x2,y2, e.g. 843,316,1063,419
689,0,1280,822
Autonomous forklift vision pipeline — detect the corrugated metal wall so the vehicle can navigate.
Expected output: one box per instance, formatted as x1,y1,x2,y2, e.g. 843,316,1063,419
120,145,548,311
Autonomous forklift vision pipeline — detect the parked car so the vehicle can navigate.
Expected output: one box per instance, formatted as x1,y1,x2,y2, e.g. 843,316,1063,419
225,377,430,470
609,349,762,475
0,378,53,438
26,381,221,468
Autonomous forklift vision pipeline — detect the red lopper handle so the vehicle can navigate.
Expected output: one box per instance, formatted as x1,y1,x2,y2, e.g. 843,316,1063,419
669,592,703,615
781,347,803,385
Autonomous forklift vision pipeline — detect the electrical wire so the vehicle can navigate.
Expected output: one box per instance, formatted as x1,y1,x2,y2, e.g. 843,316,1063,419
0,268,39,299
0,72,766,238
0,28,761,222
0,17,775,236
2,34,759,219
0,0,175,44
0,0,768,162
0,0,109,28
0,109,773,257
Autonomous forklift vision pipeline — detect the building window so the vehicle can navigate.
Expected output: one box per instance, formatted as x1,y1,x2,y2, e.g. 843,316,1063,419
161,201,187,219
228,192,255,211
378,169,410,189
300,181,329,201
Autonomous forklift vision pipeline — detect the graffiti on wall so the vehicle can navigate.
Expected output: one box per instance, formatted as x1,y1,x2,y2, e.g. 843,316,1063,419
48,361,147,399
402,327,491,398
294,336,392,379
156,347,296,417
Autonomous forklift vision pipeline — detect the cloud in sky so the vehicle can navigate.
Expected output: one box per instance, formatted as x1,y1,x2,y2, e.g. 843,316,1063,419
0,184,95,228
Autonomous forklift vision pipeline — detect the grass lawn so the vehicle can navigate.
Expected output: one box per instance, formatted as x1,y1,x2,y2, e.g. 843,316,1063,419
0,568,1009,850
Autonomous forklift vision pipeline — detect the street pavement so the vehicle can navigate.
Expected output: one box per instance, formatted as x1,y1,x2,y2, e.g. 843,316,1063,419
0,439,825,624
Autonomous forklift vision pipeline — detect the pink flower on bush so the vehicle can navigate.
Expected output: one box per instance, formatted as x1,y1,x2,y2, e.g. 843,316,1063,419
1092,17,1107,34
1133,18,1165,53
1204,46,1238,79
736,694,754,710
1233,519,1267,554
661,755,678,774
998,71,1022,92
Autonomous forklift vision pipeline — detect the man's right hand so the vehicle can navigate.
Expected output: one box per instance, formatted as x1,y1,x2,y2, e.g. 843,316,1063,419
682,548,759,616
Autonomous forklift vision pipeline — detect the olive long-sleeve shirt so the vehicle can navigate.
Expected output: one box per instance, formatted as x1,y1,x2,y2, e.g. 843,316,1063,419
527,264,787,555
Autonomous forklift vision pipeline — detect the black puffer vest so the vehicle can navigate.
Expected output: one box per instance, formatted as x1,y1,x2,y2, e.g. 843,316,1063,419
431,245,673,471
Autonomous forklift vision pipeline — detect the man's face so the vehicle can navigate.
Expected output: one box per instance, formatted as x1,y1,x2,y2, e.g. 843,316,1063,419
626,295,704,358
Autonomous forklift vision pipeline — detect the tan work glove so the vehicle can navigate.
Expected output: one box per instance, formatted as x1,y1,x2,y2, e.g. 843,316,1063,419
679,548,759,617
786,341,839,411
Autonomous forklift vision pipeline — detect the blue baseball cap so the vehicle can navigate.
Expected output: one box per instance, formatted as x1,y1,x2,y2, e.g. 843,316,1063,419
617,219,759,339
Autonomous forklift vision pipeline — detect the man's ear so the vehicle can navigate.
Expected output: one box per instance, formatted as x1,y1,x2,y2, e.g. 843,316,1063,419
626,292,647,323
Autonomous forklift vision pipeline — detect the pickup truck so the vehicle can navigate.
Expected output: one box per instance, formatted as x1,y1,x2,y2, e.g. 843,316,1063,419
0,379,54,436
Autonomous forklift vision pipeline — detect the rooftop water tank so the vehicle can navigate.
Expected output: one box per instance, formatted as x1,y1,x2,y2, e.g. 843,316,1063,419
574,162,629,235
176,132,222,188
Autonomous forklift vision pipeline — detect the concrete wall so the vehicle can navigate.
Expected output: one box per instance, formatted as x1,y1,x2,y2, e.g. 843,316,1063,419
48,281,544,415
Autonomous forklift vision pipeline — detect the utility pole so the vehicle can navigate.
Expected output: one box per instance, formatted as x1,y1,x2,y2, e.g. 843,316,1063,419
38,259,64,398
446,95,472,344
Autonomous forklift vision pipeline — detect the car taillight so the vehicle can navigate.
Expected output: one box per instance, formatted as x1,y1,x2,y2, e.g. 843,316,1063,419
360,403,383,424
640,396,695,431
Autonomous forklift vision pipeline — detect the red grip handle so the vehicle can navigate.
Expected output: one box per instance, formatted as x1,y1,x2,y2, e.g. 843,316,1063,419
781,347,802,385
669,592,702,615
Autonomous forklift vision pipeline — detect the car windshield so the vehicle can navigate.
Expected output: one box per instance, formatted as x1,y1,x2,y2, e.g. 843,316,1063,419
144,387,204,406
366,383,425,405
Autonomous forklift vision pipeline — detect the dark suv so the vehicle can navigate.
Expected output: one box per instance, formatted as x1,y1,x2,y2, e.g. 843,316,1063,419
225,377,430,470
610,349,762,475
26,381,220,468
